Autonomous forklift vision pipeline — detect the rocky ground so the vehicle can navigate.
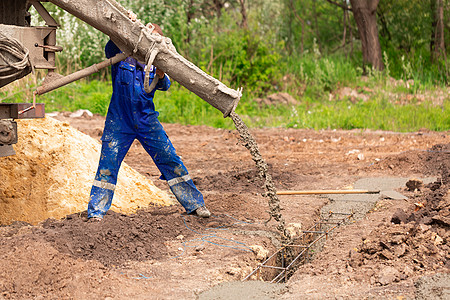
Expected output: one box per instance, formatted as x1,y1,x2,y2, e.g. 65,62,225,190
0,111,448,299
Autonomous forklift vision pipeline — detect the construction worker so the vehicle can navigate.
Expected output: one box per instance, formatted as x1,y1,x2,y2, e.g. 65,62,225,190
87,22,210,220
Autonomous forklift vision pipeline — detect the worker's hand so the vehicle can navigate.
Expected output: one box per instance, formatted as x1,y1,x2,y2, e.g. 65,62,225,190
155,67,165,78
127,10,137,22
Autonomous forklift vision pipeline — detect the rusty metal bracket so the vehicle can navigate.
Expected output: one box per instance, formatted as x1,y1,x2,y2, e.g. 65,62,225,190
0,103,45,119
34,44,63,53
29,0,59,27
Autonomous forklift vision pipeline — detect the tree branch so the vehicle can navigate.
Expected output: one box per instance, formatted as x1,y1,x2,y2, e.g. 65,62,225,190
325,0,352,11
288,0,314,35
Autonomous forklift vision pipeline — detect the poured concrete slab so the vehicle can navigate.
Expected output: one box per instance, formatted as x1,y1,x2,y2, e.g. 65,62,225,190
198,281,286,300
380,190,408,200
322,177,436,220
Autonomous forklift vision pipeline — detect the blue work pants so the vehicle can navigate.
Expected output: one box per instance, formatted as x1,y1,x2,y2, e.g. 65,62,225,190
87,121,204,218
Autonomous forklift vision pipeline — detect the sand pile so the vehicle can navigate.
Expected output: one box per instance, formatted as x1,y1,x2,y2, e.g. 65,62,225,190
0,117,173,225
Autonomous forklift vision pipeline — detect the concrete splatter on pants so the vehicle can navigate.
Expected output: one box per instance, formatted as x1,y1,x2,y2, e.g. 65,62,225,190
87,121,204,218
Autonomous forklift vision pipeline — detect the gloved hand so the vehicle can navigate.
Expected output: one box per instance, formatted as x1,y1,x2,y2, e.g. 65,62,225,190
155,68,165,78
127,10,137,22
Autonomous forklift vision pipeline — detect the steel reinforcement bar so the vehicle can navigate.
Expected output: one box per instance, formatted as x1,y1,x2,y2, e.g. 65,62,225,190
243,211,355,283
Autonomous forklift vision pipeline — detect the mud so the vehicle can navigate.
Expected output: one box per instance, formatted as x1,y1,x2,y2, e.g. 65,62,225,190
0,112,449,299
230,112,288,239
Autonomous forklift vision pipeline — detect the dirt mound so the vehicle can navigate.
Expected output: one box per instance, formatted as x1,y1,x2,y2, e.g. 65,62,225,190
254,93,299,106
25,207,253,267
0,236,111,299
0,117,172,225
32,207,188,266
193,164,297,194
369,143,450,177
349,144,450,285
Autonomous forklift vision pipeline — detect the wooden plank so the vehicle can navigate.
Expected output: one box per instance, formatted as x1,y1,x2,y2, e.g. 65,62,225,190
276,190,380,195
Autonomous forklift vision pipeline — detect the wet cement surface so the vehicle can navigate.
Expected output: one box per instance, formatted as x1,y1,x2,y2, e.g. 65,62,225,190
198,281,286,300
321,177,437,220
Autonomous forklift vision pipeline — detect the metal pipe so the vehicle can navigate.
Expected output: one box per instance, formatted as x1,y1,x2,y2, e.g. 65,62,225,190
36,53,127,95
260,265,286,270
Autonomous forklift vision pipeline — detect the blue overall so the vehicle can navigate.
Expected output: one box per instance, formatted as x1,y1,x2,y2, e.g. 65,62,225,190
87,40,204,218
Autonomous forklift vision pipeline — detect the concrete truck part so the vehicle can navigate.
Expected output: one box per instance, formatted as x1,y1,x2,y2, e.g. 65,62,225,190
0,0,242,157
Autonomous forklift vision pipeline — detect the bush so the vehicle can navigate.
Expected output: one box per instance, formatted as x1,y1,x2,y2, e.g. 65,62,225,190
196,28,283,95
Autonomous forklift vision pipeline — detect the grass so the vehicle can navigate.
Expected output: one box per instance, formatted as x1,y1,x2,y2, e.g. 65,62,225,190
1,79,448,132
1,53,448,132
1,79,112,116
236,97,449,132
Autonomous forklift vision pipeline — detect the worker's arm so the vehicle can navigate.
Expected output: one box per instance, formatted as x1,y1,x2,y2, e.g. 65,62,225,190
105,40,121,59
155,68,171,91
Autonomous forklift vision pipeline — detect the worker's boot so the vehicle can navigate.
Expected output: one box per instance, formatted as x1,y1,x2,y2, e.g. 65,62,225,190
195,206,211,218
88,216,103,222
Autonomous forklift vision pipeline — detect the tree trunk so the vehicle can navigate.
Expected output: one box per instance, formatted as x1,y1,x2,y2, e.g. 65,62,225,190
238,0,248,29
349,0,384,70
289,0,305,54
213,0,224,19
431,0,446,61
312,0,322,53
185,0,195,45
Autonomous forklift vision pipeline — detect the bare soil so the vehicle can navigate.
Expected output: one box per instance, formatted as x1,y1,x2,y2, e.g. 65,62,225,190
0,112,449,299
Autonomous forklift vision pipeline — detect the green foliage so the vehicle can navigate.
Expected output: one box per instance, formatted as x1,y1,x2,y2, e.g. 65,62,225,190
0,80,112,115
378,1,432,53
281,0,349,55
286,51,361,97
241,96,449,132
380,45,449,86
28,0,449,90
196,27,283,94
5,0,447,134
155,82,233,128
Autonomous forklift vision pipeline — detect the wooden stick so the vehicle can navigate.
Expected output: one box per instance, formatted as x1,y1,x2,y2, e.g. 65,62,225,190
276,190,380,195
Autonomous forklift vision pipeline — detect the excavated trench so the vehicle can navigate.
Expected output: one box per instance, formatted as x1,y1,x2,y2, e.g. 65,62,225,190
241,176,438,284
